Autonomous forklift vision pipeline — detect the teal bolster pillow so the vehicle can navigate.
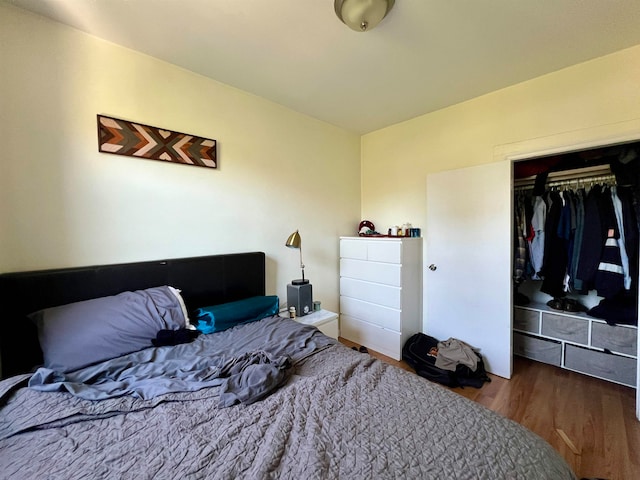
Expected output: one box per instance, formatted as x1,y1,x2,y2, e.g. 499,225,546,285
193,295,279,334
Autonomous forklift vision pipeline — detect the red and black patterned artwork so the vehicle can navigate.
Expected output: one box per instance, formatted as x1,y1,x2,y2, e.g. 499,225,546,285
97,115,217,169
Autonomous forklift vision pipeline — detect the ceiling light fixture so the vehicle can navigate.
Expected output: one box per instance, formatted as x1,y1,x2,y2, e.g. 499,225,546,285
334,0,395,32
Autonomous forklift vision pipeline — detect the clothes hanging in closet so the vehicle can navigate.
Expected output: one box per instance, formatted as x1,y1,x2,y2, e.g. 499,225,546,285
610,146,640,231
514,183,638,302
539,189,568,298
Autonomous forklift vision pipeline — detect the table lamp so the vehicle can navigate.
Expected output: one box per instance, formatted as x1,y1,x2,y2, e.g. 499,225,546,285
285,230,313,316
285,230,309,285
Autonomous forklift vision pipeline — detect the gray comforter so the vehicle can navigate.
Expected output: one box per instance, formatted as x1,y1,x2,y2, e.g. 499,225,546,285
26,315,327,405
0,316,575,479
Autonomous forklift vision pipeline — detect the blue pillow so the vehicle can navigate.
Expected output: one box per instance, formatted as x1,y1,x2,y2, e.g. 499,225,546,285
193,296,279,334
30,286,189,373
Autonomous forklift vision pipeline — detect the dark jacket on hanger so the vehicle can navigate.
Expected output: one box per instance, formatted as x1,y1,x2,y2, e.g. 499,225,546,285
591,187,622,298
540,191,568,298
610,150,640,231
594,228,624,298
574,186,606,293
570,189,586,292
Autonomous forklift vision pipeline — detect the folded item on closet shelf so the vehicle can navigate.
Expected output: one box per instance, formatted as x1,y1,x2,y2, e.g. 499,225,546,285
563,298,587,313
546,298,564,311
546,298,586,313
588,293,638,326
514,292,530,306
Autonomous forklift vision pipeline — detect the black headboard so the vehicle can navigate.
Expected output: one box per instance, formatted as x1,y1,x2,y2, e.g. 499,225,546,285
0,252,266,379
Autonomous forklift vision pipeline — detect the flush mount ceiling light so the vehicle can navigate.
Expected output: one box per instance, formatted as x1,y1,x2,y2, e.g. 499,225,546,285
334,0,395,32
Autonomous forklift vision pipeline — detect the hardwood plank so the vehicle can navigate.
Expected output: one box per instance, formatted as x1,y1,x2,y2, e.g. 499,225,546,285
339,337,640,480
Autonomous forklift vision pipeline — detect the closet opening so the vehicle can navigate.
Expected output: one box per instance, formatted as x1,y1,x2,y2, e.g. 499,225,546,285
512,140,640,388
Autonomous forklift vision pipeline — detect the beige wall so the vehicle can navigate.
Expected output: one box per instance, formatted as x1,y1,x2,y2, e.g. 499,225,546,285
3,3,640,314
361,44,640,232
0,5,361,312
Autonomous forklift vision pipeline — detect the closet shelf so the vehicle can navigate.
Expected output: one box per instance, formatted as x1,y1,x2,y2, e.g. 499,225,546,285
516,300,637,328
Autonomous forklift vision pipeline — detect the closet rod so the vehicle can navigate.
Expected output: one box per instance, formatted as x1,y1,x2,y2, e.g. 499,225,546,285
513,164,613,188
514,174,616,192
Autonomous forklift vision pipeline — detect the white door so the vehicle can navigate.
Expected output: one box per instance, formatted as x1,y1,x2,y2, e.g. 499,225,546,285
424,161,512,378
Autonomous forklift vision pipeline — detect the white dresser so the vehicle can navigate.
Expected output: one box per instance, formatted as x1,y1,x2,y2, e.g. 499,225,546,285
339,236,422,360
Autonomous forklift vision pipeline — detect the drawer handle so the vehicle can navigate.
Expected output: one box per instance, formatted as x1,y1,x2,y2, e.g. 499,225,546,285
428,264,437,271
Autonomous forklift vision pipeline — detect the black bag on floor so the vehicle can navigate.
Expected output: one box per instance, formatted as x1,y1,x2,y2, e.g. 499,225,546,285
402,333,491,388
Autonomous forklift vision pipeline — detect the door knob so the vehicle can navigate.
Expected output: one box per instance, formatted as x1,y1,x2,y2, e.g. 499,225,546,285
428,264,437,271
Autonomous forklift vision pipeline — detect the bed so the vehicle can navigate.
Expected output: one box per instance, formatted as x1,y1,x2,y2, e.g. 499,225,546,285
0,252,576,479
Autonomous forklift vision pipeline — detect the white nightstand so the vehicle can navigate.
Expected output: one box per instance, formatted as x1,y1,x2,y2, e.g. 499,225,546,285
280,309,339,339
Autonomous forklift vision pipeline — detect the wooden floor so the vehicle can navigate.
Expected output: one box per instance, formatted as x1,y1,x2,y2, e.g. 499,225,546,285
339,338,640,480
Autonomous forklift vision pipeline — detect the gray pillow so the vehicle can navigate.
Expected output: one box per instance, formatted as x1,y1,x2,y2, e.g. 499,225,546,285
29,286,188,373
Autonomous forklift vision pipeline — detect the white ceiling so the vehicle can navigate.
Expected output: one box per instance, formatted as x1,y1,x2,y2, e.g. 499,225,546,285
7,0,640,134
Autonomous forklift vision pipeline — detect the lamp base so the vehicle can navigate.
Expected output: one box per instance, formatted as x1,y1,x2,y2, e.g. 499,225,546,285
292,278,309,285
287,283,313,316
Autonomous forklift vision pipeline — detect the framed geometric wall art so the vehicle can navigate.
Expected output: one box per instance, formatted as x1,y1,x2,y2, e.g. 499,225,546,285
97,115,217,169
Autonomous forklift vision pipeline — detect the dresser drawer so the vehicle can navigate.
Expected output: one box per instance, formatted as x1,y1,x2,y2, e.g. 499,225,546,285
340,277,401,309
340,296,400,331
541,313,588,345
591,323,637,356
514,308,540,333
367,241,402,264
340,258,401,286
513,332,561,366
339,239,402,264
340,239,368,260
340,314,402,360
565,344,636,386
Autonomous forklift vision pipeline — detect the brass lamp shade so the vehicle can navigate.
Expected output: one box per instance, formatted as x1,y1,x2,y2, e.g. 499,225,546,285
285,230,308,285
285,231,301,249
